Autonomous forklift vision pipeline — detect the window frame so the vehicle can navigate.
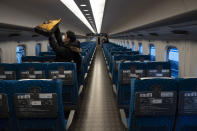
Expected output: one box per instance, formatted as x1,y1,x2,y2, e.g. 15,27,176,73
149,44,156,61
166,46,179,78
132,42,135,51
16,45,26,63
0,48,2,63
138,43,143,54
35,43,41,56
127,40,130,49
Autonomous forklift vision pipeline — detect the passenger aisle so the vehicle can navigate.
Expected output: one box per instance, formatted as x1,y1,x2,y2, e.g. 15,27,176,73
71,45,124,131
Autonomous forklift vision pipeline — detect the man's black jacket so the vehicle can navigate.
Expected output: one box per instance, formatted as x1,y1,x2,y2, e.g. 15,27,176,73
49,36,81,72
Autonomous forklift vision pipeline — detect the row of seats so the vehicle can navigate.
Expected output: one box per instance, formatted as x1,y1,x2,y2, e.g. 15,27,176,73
103,43,196,130
103,43,171,108
80,42,97,85
22,42,97,86
103,43,139,66
127,77,197,131
117,61,171,107
0,79,66,131
0,63,78,110
1,42,96,110
0,41,97,130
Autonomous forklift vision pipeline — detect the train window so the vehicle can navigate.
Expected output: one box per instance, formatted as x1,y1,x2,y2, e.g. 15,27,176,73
132,42,135,51
47,44,53,52
139,43,143,54
90,37,96,41
149,44,156,61
16,45,26,63
127,41,130,49
35,43,41,56
0,48,2,63
167,47,179,78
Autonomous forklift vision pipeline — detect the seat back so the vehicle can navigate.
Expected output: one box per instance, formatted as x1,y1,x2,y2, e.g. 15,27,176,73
146,62,171,77
176,78,197,131
128,78,178,131
134,55,150,62
112,55,136,84
17,63,47,79
112,55,150,84
13,79,65,131
0,64,17,80
117,62,146,107
39,52,55,56
0,80,16,131
22,56,56,63
46,63,78,109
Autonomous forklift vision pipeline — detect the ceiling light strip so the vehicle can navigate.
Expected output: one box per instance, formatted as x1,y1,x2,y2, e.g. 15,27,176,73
89,0,106,33
60,0,95,33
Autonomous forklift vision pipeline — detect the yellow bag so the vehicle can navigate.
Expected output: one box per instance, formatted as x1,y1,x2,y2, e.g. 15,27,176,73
34,19,61,37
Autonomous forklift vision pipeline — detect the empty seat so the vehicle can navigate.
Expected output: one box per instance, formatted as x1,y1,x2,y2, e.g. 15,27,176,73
128,78,178,131
46,63,78,110
13,79,66,131
0,64,17,80
117,62,146,108
112,55,150,84
176,78,197,131
146,62,171,77
17,63,47,79
39,52,55,56
112,55,136,84
0,80,16,131
134,55,150,62
22,56,56,63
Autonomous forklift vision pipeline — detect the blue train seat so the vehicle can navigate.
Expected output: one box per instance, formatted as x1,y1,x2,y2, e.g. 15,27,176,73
112,55,150,84
17,63,47,79
112,55,136,84
22,56,56,63
176,78,197,131
146,62,171,77
39,52,55,56
12,79,66,131
46,63,78,110
109,52,139,73
0,64,17,80
134,55,150,62
0,80,16,131
128,78,178,131
117,62,146,108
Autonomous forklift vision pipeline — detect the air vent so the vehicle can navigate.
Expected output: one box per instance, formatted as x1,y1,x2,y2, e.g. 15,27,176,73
168,21,197,28
8,33,20,37
32,35,39,37
171,30,189,35
130,35,135,37
138,34,143,37
149,33,159,36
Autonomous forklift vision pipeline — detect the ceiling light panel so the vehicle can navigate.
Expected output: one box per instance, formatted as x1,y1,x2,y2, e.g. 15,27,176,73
74,0,97,33
89,0,106,33
80,4,87,7
60,0,95,33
